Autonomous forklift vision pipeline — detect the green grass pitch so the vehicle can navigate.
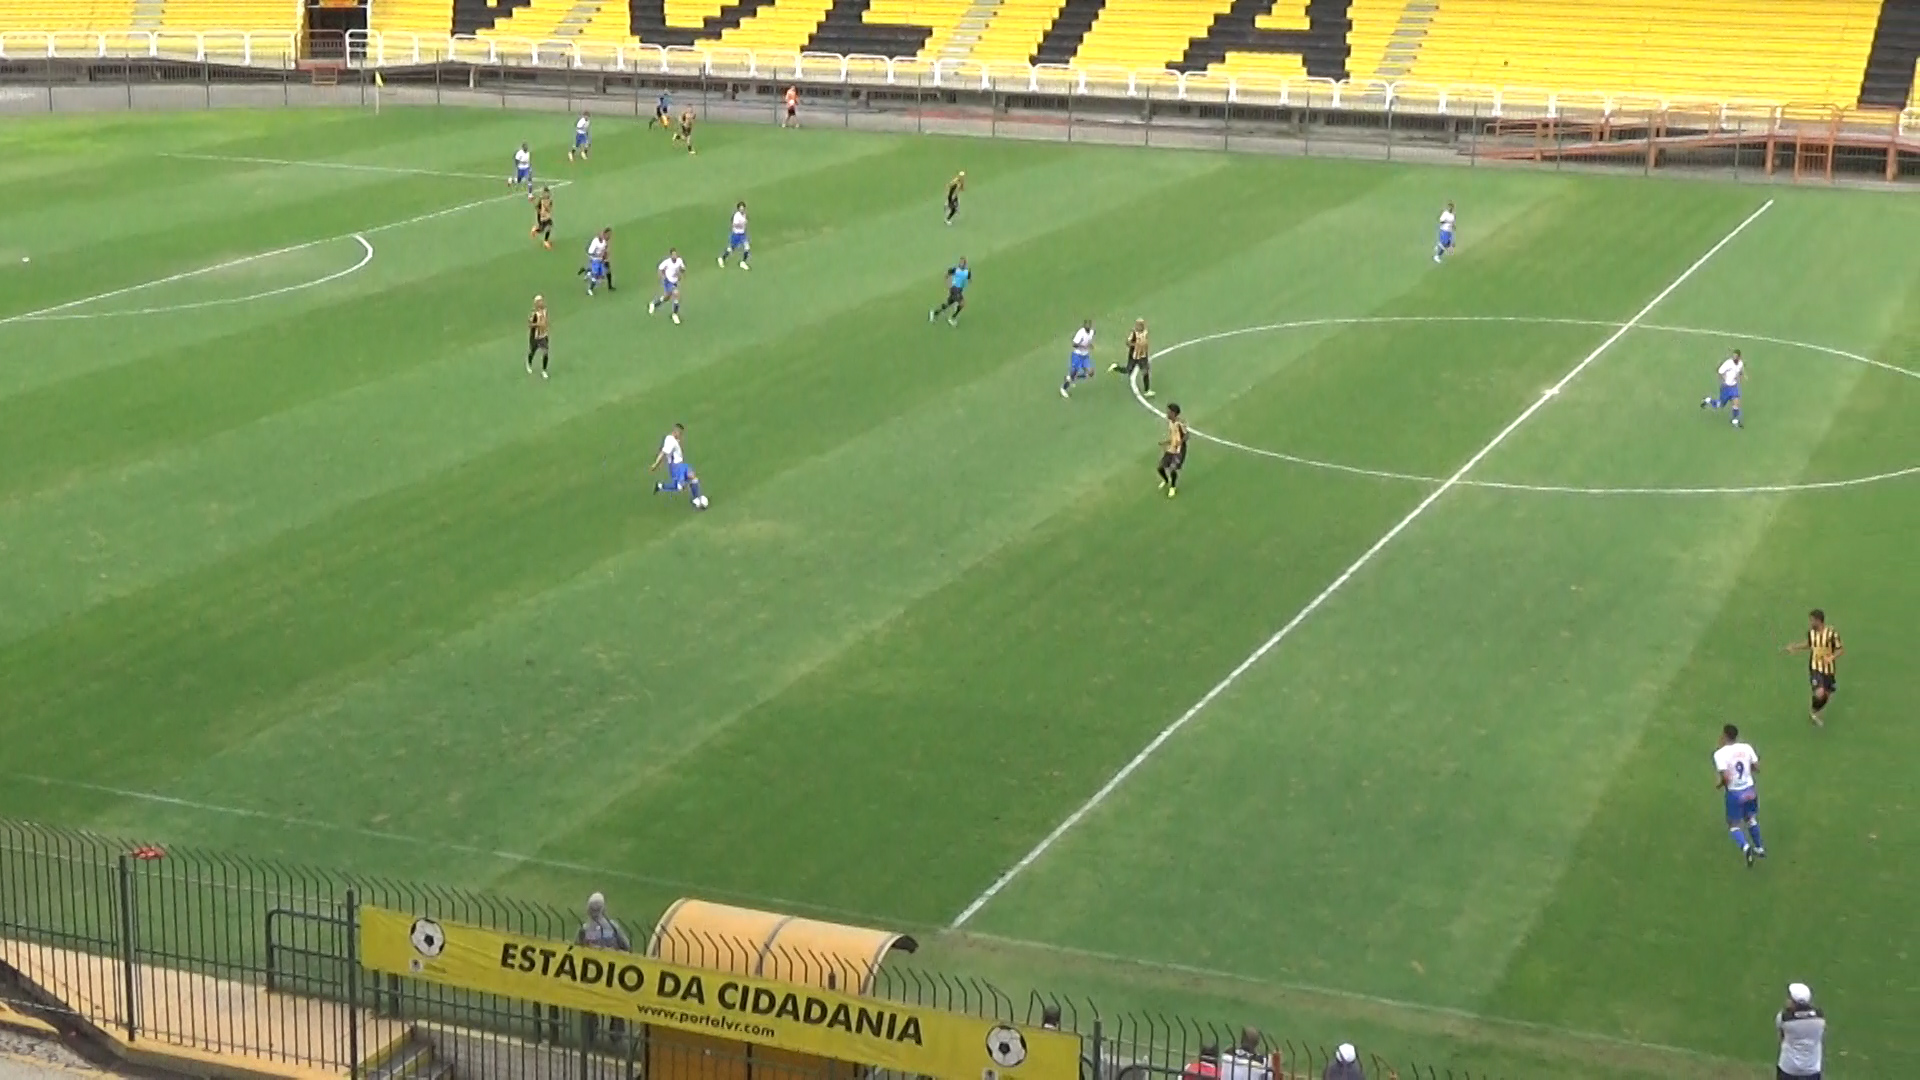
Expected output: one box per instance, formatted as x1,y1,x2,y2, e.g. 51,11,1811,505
1,107,1916,1079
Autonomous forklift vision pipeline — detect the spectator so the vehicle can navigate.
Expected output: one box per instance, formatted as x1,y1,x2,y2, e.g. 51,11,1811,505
1220,1028,1274,1080
576,893,632,1046
1182,1042,1221,1080
1323,1043,1363,1080
1040,1004,1063,1031
1776,982,1826,1080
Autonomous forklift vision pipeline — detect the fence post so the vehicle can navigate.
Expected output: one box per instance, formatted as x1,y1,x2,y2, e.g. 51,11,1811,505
115,854,137,1039
347,887,361,1080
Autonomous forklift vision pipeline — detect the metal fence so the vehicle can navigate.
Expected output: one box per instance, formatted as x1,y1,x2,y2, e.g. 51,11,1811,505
2,52,1918,184
0,821,1494,1080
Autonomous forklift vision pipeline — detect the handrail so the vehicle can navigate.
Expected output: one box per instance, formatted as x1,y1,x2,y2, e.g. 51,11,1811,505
3,26,1917,130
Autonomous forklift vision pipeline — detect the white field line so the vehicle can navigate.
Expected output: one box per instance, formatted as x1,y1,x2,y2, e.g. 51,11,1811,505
0,188,537,328
160,151,515,183
19,236,375,322
950,199,1777,929
1131,315,1920,496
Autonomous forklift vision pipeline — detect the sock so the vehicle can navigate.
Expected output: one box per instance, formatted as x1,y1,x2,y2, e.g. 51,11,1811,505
689,479,703,500
1156,467,1169,484
1812,692,1827,714
1747,823,1763,848
1167,469,1179,490
541,352,548,372
1729,827,1751,851
1731,406,1741,423
1141,371,1151,393
672,300,680,315
605,269,615,290
1060,377,1071,393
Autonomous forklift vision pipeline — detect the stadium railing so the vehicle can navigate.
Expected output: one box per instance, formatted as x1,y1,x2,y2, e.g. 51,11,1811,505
4,25,1920,129
0,820,1485,1080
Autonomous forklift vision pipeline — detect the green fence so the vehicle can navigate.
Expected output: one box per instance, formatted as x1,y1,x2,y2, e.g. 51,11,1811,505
0,820,1492,1080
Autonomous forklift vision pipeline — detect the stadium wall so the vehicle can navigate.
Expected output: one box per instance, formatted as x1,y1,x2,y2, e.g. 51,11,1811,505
4,34,1920,183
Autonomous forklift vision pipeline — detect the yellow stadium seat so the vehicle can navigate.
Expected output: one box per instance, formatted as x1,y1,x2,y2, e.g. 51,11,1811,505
968,0,1062,67
478,0,584,43
0,1,136,34
156,0,300,33
1408,0,1883,108
370,0,451,39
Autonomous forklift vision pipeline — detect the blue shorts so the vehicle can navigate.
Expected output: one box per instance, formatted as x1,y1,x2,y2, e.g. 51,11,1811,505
668,462,692,487
1724,790,1758,823
1437,229,1454,250
516,166,531,182
589,257,606,278
575,132,590,149
1718,384,1741,405
729,232,748,250
1070,352,1092,376
660,278,679,296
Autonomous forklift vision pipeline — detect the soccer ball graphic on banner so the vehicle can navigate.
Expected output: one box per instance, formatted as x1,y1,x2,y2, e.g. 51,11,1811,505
409,918,447,961
985,1026,1028,1069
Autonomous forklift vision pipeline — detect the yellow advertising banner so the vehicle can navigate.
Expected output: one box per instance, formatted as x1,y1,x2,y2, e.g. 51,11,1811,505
360,907,1079,1080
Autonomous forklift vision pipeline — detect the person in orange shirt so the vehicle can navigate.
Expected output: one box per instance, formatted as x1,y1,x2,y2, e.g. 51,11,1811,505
783,86,800,128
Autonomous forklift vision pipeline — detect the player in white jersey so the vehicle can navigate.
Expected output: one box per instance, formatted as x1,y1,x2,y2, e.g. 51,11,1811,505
650,248,688,324
718,202,750,270
1433,202,1456,263
569,111,592,161
1059,320,1095,398
1700,348,1743,428
1713,724,1765,867
585,230,610,296
511,143,534,198
650,422,706,507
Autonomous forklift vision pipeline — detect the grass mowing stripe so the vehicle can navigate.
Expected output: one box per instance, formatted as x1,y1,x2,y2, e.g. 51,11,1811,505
157,151,512,181
950,197,1776,929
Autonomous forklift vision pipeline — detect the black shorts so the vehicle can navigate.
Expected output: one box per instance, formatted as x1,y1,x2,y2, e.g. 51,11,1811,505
1809,670,1836,694
947,286,965,304
786,104,797,116
536,218,552,235
1777,1069,1819,1080
529,333,549,351
1158,451,1185,472
1129,354,1150,370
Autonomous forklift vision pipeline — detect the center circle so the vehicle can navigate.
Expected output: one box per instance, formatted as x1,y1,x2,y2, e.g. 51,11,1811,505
1134,316,1920,496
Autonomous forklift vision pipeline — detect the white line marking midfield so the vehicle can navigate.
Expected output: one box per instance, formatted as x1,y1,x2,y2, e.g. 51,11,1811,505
950,199,1776,929
1131,315,1920,496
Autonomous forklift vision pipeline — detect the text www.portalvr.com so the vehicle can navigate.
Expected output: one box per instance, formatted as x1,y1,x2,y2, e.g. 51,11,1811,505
634,1005,775,1041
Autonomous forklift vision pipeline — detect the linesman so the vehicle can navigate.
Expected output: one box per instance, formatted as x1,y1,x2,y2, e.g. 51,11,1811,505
1111,318,1153,396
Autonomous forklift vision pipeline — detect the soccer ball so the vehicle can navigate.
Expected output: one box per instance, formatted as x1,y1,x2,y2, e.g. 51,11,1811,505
692,495,710,510
984,1026,1028,1069
409,918,447,958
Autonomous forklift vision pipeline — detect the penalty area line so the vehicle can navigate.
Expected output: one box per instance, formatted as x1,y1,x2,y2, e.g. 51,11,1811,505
19,236,375,322
949,197,1776,929
0,188,531,328
159,151,526,183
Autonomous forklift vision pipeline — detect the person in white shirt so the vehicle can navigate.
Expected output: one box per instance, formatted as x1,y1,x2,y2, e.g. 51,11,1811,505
1218,1028,1273,1080
650,248,688,325
1714,723,1765,867
1433,202,1456,262
718,202,751,270
1060,319,1095,399
649,423,706,507
1700,348,1744,427
570,111,591,161
511,142,533,197
1776,982,1825,1079
585,230,610,297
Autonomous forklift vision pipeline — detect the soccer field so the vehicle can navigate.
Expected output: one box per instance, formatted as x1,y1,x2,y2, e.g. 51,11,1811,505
2,107,1917,1079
